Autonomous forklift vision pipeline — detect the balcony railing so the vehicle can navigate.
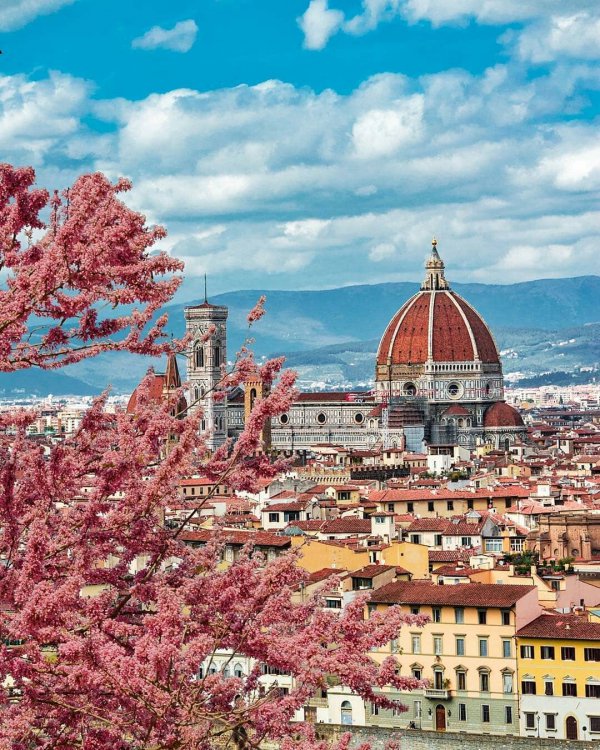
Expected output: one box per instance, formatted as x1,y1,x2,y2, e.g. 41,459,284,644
424,688,450,699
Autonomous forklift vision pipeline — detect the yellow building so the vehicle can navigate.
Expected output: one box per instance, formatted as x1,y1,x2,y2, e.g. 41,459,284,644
516,613,600,741
357,581,541,735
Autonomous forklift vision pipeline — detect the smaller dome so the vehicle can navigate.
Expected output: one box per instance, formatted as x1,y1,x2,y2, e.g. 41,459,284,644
126,375,166,415
484,402,524,428
443,404,471,417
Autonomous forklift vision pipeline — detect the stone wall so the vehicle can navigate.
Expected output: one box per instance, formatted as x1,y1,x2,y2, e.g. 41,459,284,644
314,724,598,749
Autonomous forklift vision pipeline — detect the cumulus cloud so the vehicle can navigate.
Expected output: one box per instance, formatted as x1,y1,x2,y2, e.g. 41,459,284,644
132,19,198,53
298,0,344,50
0,0,76,31
514,13,600,63
3,63,600,289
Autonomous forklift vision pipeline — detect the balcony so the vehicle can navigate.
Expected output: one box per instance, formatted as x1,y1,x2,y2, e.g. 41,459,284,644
424,688,450,700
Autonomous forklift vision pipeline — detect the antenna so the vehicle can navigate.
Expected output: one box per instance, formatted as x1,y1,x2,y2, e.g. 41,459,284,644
204,273,208,303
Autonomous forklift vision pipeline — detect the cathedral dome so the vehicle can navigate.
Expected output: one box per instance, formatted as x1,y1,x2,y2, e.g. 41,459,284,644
376,241,499,367
484,402,524,428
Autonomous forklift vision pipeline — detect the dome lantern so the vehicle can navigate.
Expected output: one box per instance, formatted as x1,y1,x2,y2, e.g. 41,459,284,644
421,238,450,291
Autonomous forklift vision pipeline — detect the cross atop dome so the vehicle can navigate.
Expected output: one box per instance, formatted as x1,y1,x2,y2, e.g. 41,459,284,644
421,237,450,291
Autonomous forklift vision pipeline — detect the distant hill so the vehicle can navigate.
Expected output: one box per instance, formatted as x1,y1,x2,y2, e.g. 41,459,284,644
5,276,599,396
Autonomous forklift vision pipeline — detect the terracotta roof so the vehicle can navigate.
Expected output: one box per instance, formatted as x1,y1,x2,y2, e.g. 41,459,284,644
484,402,525,428
351,564,396,578
429,549,479,562
307,567,346,583
517,613,600,640
376,289,499,367
288,520,326,531
126,374,166,414
180,529,291,548
321,518,372,534
263,501,306,512
443,404,472,417
370,581,535,607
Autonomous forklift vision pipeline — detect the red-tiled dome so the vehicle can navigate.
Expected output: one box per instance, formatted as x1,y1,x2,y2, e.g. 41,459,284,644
484,402,524,428
376,290,500,366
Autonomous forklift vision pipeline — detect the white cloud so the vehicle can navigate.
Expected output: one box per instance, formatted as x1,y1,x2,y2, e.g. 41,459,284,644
369,242,396,261
3,65,600,288
352,97,424,158
0,0,76,31
132,19,198,53
515,13,600,63
298,0,344,50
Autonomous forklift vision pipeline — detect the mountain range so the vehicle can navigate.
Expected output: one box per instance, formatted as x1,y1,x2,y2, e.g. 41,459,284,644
3,276,599,397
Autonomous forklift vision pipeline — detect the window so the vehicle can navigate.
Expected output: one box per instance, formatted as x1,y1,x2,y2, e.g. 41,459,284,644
432,607,441,623
434,636,443,656
447,501,454,511
459,703,467,721
194,344,204,368
503,673,513,694
562,681,577,697
485,538,503,553
545,714,556,731
316,412,326,424
482,705,490,723
584,648,600,662
413,700,422,720
480,672,490,692
214,346,221,367
501,610,511,626
586,684,600,698
478,609,487,625
435,534,442,546
456,637,465,656
387,503,395,513
412,668,422,681
520,645,534,659
234,663,243,678
455,607,464,624
479,638,488,657
410,606,420,615
461,536,471,547
390,638,399,653
525,713,536,730
410,534,421,545
541,646,555,660
428,501,434,512
268,512,279,523
411,635,421,654
590,717,600,733
505,706,513,724
521,680,536,695
325,598,342,609
457,671,467,691
561,646,575,661
467,499,474,510
502,639,511,658
544,680,554,696
407,502,414,513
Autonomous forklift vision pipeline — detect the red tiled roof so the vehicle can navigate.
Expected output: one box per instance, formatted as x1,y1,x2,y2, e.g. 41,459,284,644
370,581,535,607
429,549,479,562
351,564,396,578
376,289,499,367
287,520,324,531
517,613,600,640
307,567,346,583
263,501,307,512
180,529,291,547
484,402,525,428
321,518,372,534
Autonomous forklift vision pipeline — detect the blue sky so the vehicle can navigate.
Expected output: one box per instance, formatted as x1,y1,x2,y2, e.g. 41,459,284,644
1,0,600,299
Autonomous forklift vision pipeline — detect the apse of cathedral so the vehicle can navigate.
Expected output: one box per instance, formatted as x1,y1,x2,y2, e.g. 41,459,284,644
129,242,526,454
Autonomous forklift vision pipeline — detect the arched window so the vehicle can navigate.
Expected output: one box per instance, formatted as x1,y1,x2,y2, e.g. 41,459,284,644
194,343,204,368
340,701,353,726
234,663,244,678
214,344,221,367
249,388,257,409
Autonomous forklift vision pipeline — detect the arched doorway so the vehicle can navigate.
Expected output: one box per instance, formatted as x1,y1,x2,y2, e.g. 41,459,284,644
566,716,578,740
435,704,446,731
340,701,353,726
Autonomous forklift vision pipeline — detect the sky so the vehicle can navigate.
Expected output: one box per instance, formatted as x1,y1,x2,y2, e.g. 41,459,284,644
1,0,600,300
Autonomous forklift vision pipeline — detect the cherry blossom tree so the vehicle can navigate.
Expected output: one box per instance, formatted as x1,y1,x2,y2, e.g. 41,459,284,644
0,165,423,750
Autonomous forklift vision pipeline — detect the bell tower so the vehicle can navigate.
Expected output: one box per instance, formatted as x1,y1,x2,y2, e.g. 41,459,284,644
184,288,228,451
